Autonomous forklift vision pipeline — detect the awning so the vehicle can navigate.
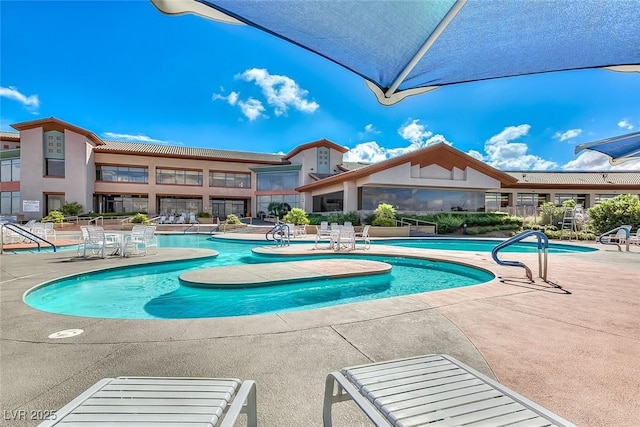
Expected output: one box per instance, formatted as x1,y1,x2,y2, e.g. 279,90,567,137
574,132,640,165
150,0,640,105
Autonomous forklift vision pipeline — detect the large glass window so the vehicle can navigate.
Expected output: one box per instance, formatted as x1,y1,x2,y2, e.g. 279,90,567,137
0,159,20,182
359,187,486,212
158,197,203,215
210,172,251,188
554,194,586,206
96,166,148,183
45,159,65,177
484,193,509,212
256,195,300,217
156,169,202,186
45,194,64,214
313,191,344,212
0,191,20,214
94,195,149,214
211,199,247,219
256,171,299,191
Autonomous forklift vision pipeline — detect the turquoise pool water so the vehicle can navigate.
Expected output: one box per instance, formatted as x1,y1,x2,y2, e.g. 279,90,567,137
24,236,494,319
377,238,597,253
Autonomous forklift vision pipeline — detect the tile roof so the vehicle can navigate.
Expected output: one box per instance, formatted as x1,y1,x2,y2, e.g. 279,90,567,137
96,141,287,164
0,131,20,140
339,161,371,171
505,171,640,186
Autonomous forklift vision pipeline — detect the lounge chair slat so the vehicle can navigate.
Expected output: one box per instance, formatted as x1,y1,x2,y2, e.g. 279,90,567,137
377,383,495,411
370,376,483,401
85,397,226,406
56,423,212,427
102,384,235,392
361,370,474,394
348,364,460,388
94,390,232,399
462,408,553,426
387,390,509,423
63,412,216,422
69,404,225,415
113,377,240,387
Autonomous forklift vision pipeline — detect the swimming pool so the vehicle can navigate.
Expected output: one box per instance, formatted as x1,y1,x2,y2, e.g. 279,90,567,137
24,237,494,319
378,238,597,253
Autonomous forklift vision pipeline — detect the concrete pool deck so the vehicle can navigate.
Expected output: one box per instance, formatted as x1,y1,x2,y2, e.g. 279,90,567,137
1,234,639,426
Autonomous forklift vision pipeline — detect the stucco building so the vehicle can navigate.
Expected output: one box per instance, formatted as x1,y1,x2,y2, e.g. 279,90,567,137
1,117,639,221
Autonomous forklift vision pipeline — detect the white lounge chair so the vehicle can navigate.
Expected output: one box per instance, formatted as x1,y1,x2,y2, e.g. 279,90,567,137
123,225,148,256
38,376,257,427
323,353,576,427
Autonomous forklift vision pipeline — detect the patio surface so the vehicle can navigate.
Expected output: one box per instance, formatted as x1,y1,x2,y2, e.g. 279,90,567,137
1,232,639,426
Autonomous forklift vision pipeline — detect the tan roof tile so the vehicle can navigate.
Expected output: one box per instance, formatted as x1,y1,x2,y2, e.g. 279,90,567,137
506,171,640,186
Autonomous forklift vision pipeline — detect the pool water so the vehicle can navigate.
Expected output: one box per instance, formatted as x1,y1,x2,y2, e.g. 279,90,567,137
380,238,597,253
24,236,494,319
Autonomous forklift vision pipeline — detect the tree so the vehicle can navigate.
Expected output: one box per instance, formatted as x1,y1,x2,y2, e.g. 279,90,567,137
587,194,640,234
372,203,396,227
61,201,83,216
282,208,310,225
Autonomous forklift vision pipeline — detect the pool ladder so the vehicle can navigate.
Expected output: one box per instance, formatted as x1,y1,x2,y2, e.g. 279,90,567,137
265,223,291,247
491,230,548,282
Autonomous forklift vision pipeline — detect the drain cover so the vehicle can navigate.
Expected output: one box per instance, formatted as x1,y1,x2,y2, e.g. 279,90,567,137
48,329,84,339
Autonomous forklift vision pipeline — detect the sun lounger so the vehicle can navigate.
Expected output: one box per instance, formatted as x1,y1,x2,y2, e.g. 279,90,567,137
38,376,257,427
323,353,575,427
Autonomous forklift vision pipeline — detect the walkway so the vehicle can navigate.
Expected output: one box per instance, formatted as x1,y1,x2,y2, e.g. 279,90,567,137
1,235,639,426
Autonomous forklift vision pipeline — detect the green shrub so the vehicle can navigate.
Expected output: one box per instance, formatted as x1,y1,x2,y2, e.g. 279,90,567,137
587,194,640,234
282,208,310,225
130,213,149,224
433,213,465,234
225,213,242,224
197,211,211,218
372,203,396,227
539,202,564,226
61,201,83,216
42,210,64,223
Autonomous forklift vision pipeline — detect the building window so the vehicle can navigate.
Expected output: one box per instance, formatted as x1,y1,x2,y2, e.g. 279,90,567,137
554,194,586,206
317,147,330,174
256,171,299,191
210,199,247,219
0,191,20,214
96,165,148,183
158,197,202,215
0,159,20,182
93,195,149,214
256,195,299,217
484,193,509,212
209,172,251,188
359,187,486,212
313,191,343,212
45,194,65,214
45,159,65,177
156,169,202,186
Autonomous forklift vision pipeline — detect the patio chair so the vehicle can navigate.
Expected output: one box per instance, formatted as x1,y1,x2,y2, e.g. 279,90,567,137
355,224,371,250
123,225,147,256
323,353,576,427
624,228,640,246
143,225,159,254
76,226,91,256
84,226,120,258
38,376,257,427
334,228,356,252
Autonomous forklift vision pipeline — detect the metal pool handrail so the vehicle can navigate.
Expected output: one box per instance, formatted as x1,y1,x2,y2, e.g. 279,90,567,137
597,225,631,252
0,223,57,253
491,230,548,281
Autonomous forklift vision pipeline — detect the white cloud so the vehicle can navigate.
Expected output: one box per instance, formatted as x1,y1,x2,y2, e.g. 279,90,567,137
618,119,634,130
562,150,640,170
102,132,176,145
475,124,558,170
212,91,239,106
237,68,319,116
364,123,379,134
344,120,452,163
237,98,267,121
554,128,583,142
0,86,39,113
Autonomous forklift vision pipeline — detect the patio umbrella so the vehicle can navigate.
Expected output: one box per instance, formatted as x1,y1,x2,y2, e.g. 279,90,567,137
574,131,640,165
150,0,640,105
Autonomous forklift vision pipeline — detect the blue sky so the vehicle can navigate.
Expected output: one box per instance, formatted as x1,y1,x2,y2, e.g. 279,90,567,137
1,0,639,170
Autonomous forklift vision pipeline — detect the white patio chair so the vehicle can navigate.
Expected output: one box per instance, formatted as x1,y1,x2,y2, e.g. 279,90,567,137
334,228,355,252
84,226,120,258
43,222,57,240
77,226,91,256
143,225,159,254
355,224,371,250
123,225,147,256
315,221,332,249
323,354,576,427
38,376,257,427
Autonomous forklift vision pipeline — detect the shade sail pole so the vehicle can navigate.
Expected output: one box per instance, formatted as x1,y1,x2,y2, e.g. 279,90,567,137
384,0,467,99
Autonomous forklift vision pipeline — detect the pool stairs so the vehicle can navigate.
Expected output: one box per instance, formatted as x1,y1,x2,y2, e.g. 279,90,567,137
491,230,548,282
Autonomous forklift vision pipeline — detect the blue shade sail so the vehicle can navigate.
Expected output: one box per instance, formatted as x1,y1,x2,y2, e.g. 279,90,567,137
151,0,640,105
574,132,640,165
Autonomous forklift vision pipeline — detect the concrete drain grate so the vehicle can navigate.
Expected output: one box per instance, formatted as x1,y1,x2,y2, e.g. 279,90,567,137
48,329,84,339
